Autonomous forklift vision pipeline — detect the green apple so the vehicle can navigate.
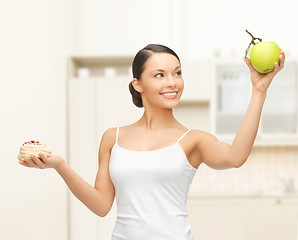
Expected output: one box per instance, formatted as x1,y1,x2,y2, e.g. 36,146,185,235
249,41,280,74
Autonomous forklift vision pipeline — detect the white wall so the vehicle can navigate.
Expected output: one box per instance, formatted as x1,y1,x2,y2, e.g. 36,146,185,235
0,1,72,239
73,0,186,56
74,0,298,59
184,0,298,59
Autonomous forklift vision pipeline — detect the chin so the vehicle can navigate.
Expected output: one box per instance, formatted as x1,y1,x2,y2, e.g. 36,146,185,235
164,101,179,109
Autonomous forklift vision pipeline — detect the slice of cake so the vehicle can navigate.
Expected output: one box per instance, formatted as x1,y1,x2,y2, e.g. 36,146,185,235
18,140,51,161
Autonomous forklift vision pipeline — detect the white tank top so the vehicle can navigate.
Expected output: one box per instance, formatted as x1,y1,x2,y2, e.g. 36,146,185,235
109,127,198,240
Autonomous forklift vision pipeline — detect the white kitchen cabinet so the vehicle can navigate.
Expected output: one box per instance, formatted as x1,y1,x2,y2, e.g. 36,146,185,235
187,195,298,240
210,59,298,146
68,78,99,240
187,197,251,240
251,197,298,240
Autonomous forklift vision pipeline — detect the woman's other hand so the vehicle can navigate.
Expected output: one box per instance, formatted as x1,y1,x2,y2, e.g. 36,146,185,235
19,153,65,170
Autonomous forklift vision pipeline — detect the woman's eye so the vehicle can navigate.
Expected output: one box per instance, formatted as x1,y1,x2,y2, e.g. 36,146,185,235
155,73,163,78
175,71,182,76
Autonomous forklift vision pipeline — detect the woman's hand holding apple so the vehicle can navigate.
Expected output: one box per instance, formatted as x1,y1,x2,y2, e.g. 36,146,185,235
242,49,285,94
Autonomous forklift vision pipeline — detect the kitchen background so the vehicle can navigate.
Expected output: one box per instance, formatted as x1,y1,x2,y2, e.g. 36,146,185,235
1,0,298,240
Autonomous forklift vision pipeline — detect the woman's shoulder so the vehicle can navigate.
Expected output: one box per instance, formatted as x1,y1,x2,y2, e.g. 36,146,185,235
103,125,133,138
100,127,118,153
179,129,217,156
190,129,212,136
186,129,208,146
101,125,133,148
189,129,218,145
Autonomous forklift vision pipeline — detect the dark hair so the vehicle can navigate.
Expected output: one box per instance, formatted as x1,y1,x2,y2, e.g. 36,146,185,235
129,44,180,108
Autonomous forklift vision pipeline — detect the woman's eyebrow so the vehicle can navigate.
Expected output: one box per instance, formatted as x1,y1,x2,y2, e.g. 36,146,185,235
151,65,181,73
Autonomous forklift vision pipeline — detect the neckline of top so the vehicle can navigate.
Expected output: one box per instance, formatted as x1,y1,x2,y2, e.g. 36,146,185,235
115,141,179,152
115,128,191,149
113,141,198,170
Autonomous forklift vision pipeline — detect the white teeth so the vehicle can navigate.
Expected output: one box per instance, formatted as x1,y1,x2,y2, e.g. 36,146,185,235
161,92,177,96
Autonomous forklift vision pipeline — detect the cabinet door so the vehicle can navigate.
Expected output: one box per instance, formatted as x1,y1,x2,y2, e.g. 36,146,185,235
187,198,251,240
251,197,298,240
68,79,99,240
261,61,297,134
212,62,251,135
212,60,298,143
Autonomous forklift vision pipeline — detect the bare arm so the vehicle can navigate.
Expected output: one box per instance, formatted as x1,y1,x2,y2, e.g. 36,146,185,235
226,90,266,168
197,49,285,170
55,161,108,217
226,50,285,167
19,128,116,217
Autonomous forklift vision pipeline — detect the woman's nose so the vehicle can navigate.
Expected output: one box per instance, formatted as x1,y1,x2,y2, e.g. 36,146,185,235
167,76,176,86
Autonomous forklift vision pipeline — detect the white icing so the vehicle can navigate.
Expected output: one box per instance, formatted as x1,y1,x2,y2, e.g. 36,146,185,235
18,142,51,161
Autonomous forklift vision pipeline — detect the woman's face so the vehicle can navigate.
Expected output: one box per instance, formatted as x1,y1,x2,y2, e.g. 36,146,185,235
133,52,184,109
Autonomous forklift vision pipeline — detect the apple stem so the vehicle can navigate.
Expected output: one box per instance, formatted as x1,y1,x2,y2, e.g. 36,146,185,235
245,29,262,45
244,30,262,58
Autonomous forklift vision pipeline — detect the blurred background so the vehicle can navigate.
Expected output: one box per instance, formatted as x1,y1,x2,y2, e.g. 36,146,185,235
1,0,298,239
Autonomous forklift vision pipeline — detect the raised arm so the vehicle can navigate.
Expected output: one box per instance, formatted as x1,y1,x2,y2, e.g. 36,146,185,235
19,128,116,217
197,49,285,170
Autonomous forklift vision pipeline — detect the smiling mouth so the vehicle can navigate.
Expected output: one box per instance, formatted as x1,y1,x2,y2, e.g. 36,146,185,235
160,91,178,96
160,91,178,98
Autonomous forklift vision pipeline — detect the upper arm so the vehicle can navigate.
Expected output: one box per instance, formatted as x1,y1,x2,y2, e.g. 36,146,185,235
197,131,235,170
94,127,116,214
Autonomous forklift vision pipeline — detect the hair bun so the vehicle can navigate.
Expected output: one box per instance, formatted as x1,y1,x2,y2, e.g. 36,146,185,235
129,81,143,108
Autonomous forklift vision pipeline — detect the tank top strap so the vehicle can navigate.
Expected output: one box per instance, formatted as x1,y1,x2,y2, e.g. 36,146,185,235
176,129,192,143
116,126,119,144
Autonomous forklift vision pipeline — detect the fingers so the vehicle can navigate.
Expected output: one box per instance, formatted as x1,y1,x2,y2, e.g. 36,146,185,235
38,152,49,164
19,154,47,169
272,48,285,72
273,62,280,76
270,49,285,76
32,154,47,169
278,48,285,69
19,160,31,168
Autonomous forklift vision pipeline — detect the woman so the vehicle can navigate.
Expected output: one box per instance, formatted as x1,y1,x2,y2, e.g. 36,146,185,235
19,44,285,239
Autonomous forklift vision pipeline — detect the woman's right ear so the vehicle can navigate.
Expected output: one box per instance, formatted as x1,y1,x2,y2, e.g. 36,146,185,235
132,78,143,93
